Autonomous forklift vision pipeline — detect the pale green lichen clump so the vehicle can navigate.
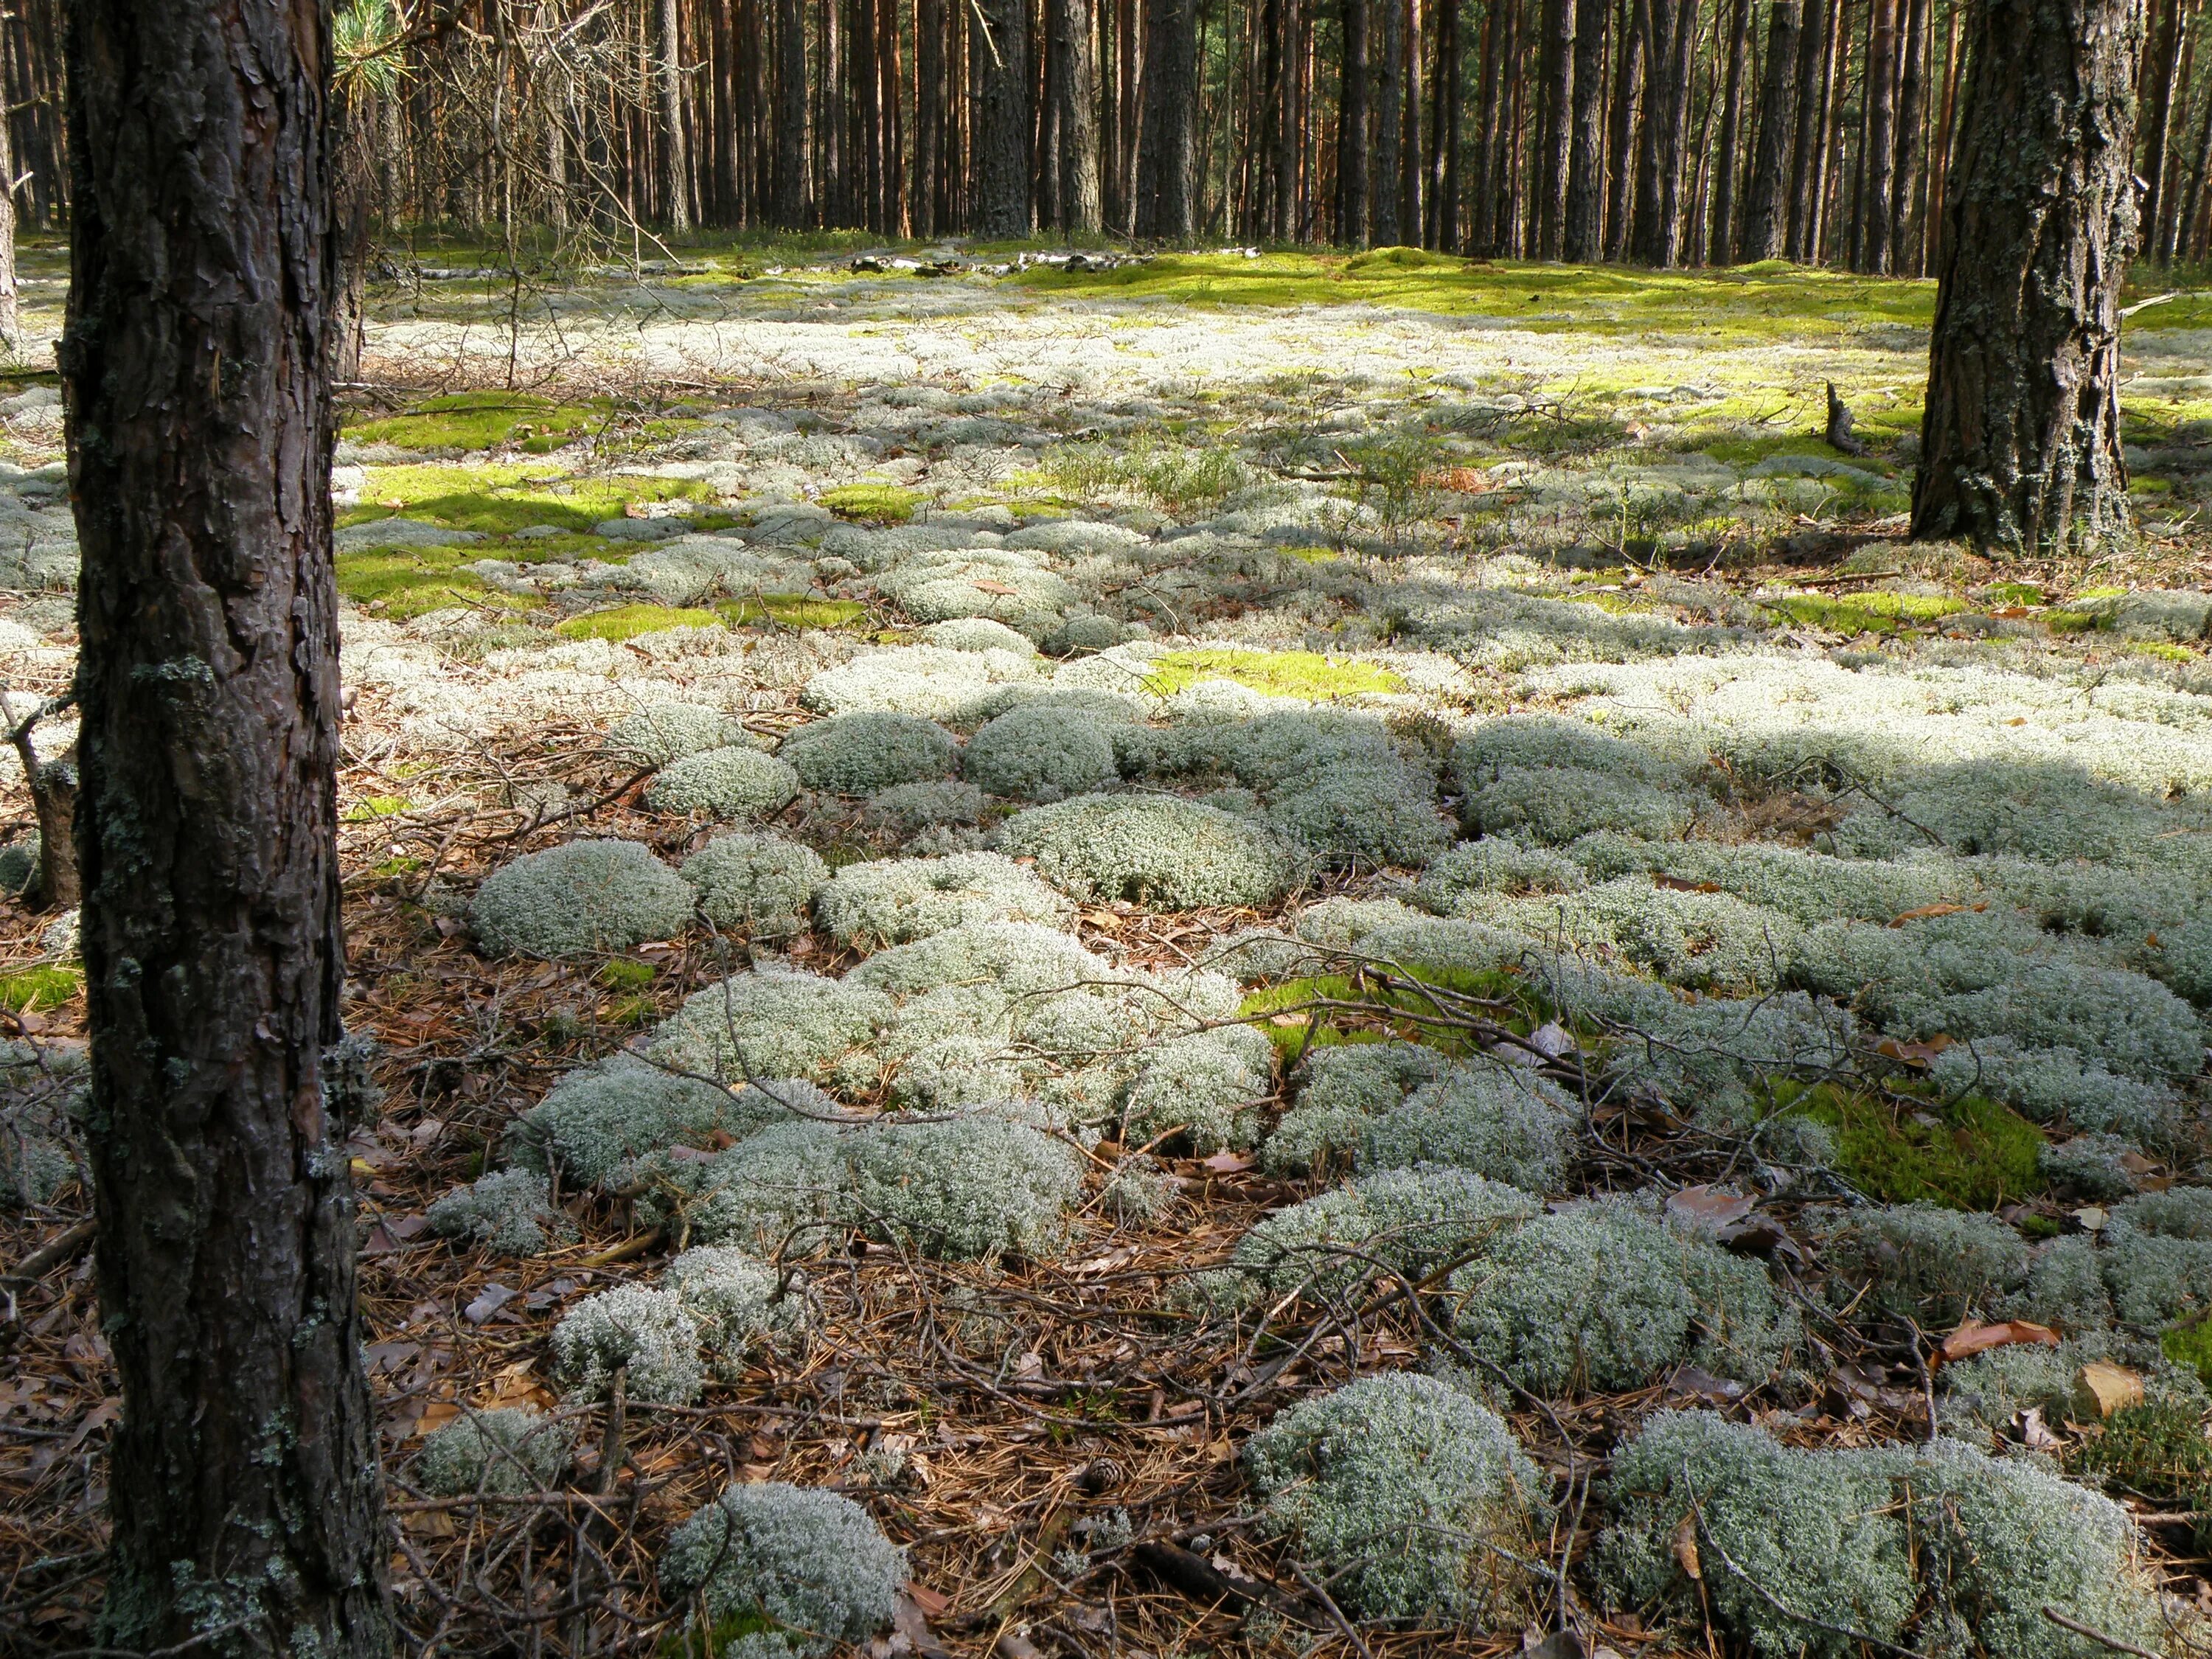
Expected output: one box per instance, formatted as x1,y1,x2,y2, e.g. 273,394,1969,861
778,710,961,794
962,703,1121,800
608,701,748,766
998,793,1305,908
469,838,695,957
505,1061,799,1188
414,1407,573,1497
680,832,829,937
426,1168,576,1255
643,744,801,819
812,851,1074,948
1599,1410,2160,1659
1245,1371,1551,1623
658,1483,904,1658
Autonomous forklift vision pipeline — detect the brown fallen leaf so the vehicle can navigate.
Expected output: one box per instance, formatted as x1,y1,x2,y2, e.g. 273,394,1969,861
2073,1361,2143,1419
1876,1034,1954,1067
1670,1513,1702,1582
1200,1150,1254,1173
1655,874,1726,894
1667,1186,1757,1229
1939,1319,2059,1365
970,579,1020,596
1888,902,1984,926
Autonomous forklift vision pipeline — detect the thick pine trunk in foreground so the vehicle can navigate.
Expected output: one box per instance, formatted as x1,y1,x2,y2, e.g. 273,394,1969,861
1913,0,2145,554
60,1,389,1655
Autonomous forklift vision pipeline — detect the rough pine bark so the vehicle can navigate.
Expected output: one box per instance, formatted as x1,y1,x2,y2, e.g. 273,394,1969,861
1742,0,1803,259
1709,0,1750,261
1433,0,1466,247
59,1,392,1653
1377,0,1408,241
1135,0,1199,235
1605,0,1646,255
974,0,1034,233
1860,0,1900,271
1564,0,1610,257
1338,0,1372,244
0,32,15,347
1890,0,1930,268
2140,0,2187,251
658,0,693,230
1913,0,2146,554
1538,0,1579,254
2180,38,2212,251
1055,0,1104,230
776,0,812,226
1785,0,1829,255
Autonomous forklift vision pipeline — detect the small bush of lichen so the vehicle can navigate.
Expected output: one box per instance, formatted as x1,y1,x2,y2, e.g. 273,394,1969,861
962,703,1121,801
470,838,696,958
998,793,1305,909
644,745,801,821
658,1483,904,1657
860,779,988,838
427,1168,577,1256
1119,1024,1275,1152
778,712,961,795
609,702,748,766
1262,1040,1455,1175
1262,756,1455,869
845,1110,1086,1259
648,967,892,1091
1358,1060,1580,1193
1820,1204,2029,1326
681,832,828,939
663,1244,812,1373
1449,1197,1800,1392
507,1060,798,1189
1416,838,1590,906
812,852,1072,949
551,1284,704,1404
415,1407,573,1497
1227,1166,1542,1304
1244,1371,1550,1624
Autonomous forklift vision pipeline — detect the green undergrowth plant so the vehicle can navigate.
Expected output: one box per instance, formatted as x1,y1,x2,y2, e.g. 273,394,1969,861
2067,1399,2212,1505
817,483,922,522
1142,647,1404,700
556,604,721,641
0,965,80,1012
1779,1079,2045,1208
719,594,868,630
346,391,600,453
342,462,714,535
1237,962,1543,1063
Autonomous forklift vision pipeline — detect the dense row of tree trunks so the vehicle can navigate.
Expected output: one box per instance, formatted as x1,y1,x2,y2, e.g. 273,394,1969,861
60,0,392,1653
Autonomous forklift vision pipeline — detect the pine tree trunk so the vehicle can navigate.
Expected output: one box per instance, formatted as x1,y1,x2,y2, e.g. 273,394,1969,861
1377,0,1406,241
1564,0,1610,256
1709,0,1750,260
0,29,16,349
2180,29,2212,251
1538,0,1579,254
1631,0,1697,264
1338,0,1372,243
1056,0,1105,229
1890,0,1930,269
1807,0,1846,257
658,0,693,230
777,0,812,225
2155,1,2196,255
1784,0,1827,254
1403,0,1427,234
1435,0,1466,248
2142,0,2186,254
1605,0,1646,254
1135,0,1199,234
59,1,390,1653
1913,0,2146,554
1743,0,1802,259
975,0,1034,233
1861,0,1899,271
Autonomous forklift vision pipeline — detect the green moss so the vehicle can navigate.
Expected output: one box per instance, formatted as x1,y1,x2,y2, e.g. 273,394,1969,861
1759,590,1967,636
2068,1400,2212,1503
1787,1082,2044,1209
1144,647,1404,701
346,392,600,453
2162,1317,2212,1384
0,966,80,1012
344,795,412,821
2045,610,2105,635
655,1607,780,1659
1983,581,2048,605
342,462,714,536
818,483,923,523
336,546,525,619
599,957,658,992
1238,963,1537,1062
719,594,869,630
556,605,723,641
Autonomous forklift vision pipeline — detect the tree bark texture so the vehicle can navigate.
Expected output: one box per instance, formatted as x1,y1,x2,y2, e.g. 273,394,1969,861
1054,0,1105,230
1742,0,1802,259
1860,0,1900,271
1538,0,1579,254
1785,0,1829,255
1891,0,1930,269
1375,0,1407,240
1337,0,1371,243
1135,0,1199,234
658,0,693,229
1433,0,1465,248
974,0,1034,234
58,1,391,1655
1606,0,1647,255
1564,0,1611,257
1913,0,2146,554
2140,0,2187,251
776,0,811,224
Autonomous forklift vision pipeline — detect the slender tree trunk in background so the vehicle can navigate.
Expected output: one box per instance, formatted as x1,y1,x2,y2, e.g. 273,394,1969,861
1709,0,1749,259
658,0,693,230
1861,0,1899,270
2181,32,2212,251
1338,0,1372,243
1632,0,1697,263
2156,1,2195,255
1914,0,2145,554
2141,0,2186,254
975,0,1034,233
1891,0,1929,269
0,42,15,349
1135,0,1198,233
1539,0,1579,253
823,0,846,223
1784,0,1826,254
60,1,390,1653
1121,0,1142,227
1056,0,1105,229
1606,0,1647,254
1403,0,1426,234
1565,0,1610,254
1475,0,1514,251
1500,12,1529,250
1809,0,1846,257
1743,0,1802,258
1377,0,1406,240
1435,0,1466,246
1929,1,1963,257
776,0,812,225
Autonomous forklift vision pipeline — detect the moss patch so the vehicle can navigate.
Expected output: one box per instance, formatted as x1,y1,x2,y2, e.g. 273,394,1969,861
336,546,535,620
818,483,924,523
1759,590,1969,636
344,462,715,536
1238,964,1536,1062
719,594,869,630
597,957,658,992
344,796,413,821
0,965,80,1012
1144,647,1404,701
1786,1082,2043,1209
555,605,723,641
2068,1400,2212,1504
346,392,600,453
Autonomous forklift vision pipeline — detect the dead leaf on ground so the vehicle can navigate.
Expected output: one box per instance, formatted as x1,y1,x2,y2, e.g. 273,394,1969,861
1938,1320,2060,1365
2074,1361,2144,1419
1669,1513,1702,1582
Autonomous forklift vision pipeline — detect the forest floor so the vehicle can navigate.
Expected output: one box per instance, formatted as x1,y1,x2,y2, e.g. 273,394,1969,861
5,237,2212,1659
